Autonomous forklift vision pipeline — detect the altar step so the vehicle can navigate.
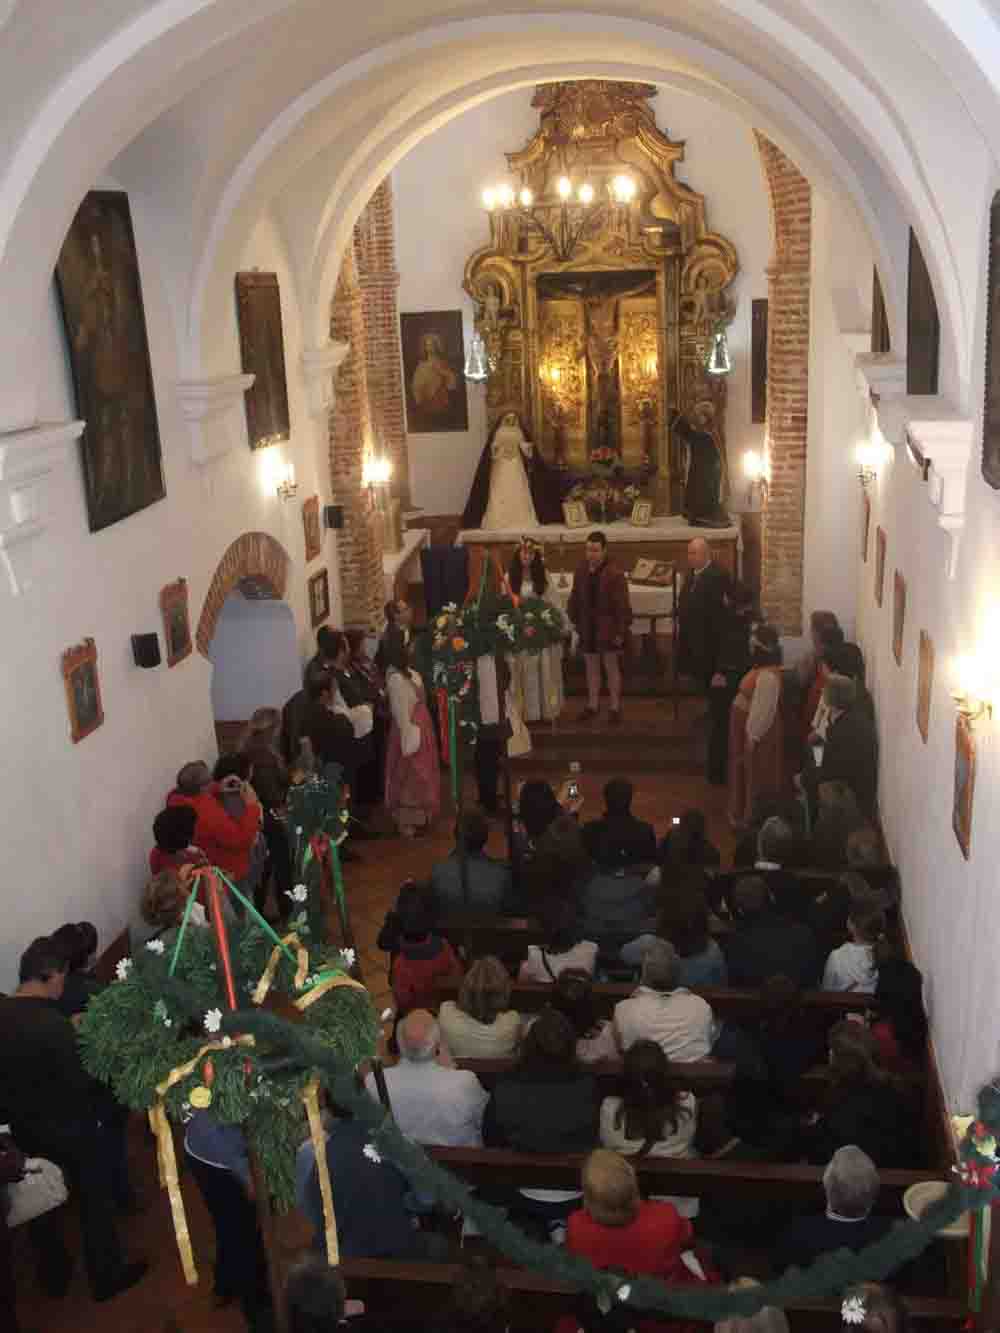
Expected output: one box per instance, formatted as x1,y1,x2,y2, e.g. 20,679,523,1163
512,699,705,775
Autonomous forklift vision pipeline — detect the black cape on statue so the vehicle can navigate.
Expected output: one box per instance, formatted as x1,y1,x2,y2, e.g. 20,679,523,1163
462,411,567,528
671,411,731,528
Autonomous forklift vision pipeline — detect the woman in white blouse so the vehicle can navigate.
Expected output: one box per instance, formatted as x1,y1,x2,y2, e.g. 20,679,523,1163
383,636,440,837
506,537,565,723
599,1038,697,1159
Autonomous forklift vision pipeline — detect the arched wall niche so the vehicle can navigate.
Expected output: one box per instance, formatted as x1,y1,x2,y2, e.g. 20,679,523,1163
195,530,291,657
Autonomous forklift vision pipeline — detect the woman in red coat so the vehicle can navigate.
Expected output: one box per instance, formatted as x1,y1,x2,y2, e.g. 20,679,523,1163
567,531,631,724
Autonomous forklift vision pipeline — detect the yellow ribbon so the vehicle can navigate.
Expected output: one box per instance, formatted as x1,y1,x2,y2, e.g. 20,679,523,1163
252,932,310,1004
150,1035,256,1286
294,971,367,1011
303,1077,339,1266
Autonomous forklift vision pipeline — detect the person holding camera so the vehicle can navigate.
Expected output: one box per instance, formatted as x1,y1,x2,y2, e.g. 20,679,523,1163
166,759,262,893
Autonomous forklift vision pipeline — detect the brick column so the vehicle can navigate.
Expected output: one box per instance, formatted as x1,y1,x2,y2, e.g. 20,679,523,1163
753,132,812,636
354,180,410,508
329,246,384,626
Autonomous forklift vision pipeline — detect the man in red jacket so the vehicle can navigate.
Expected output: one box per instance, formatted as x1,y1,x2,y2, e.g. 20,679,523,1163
166,761,261,890
567,531,631,724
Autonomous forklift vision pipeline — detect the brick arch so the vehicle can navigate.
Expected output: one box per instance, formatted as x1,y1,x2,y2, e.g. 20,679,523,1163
195,531,292,655
753,131,812,637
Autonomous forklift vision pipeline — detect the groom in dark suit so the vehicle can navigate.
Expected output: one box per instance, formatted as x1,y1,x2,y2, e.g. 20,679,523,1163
677,536,731,695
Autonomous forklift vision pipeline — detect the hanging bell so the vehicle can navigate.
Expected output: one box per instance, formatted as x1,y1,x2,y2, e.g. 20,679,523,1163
464,331,490,383
705,322,733,376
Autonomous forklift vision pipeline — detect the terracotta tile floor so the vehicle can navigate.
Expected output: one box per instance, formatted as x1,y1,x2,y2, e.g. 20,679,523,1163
14,701,735,1332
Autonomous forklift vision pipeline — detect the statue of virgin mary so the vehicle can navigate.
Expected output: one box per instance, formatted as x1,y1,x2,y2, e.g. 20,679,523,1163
462,410,565,529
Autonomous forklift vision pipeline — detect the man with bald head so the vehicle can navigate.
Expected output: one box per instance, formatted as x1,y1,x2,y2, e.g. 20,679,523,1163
677,536,731,705
364,1009,488,1147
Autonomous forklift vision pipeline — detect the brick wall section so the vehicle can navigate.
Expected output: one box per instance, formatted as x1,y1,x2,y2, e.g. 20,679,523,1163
753,132,812,637
196,531,291,655
354,180,410,508
329,243,385,626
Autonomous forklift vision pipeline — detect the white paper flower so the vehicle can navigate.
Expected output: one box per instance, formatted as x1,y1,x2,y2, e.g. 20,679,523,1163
222,1036,233,1048
115,958,133,982
153,999,172,1028
616,1285,631,1304
286,883,308,903
841,1296,867,1326
340,948,356,968
363,1143,382,1164
145,938,166,955
180,1101,193,1124
204,1007,223,1034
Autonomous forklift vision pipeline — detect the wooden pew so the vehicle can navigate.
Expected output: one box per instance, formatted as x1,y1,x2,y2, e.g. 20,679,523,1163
433,979,872,1022
339,1258,965,1331
426,1146,946,1212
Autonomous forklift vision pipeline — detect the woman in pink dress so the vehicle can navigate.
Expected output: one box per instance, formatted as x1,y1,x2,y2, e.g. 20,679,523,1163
383,637,441,837
728,624,785,828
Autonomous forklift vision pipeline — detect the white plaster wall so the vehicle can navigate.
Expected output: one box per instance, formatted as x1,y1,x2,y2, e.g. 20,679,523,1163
0,185,334,991
209,594,302,722
392,86,771,518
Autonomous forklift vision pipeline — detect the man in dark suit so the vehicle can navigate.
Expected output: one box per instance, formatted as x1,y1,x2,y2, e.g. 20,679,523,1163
804,674,879,819
582,777,657,869
773,1146,894,1272
677,536,731,694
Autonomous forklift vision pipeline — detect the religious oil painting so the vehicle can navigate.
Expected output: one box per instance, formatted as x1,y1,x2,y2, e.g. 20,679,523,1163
861,491,871,562
562,499,589,529
302,495,321,563
160,578,191,668
62,637,104,744
917,630,934,743
983,192,1000,488
892,571,906,666
55,191,165,533
308,568,330,629
953,712,976,860
630,499,653,527
875,527,887,607
400,310,468,434
236,271,291,449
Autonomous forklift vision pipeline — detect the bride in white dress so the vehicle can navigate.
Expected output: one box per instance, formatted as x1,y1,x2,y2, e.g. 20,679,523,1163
506,536,565,723
481,411,539,530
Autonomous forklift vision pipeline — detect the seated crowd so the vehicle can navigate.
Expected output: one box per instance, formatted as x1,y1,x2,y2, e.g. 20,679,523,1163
1,607,938,1333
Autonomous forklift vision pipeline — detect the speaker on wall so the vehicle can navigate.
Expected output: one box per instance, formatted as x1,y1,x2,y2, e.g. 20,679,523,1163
131,633,161,669
323,504,344,530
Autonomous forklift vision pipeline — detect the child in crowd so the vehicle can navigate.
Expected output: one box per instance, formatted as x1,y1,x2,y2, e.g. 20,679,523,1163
149,805,207,877
377,880,463,1011
822,904,887,993
518,896,598,983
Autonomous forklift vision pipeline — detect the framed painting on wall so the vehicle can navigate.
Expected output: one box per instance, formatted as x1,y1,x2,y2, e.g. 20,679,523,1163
62,637,104,744
308,568,330,629
54,190,166,532
861,491,871,563
235,271,291,449
400,310,469,433
302,495,321,562
953,712,976,860
983,193,1000,487
892,571,906,665
875,527,887,607
917,630,934,743
160,577,192,668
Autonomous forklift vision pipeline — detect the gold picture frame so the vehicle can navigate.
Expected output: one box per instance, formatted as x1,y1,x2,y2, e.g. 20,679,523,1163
953,712,976,860
917,630,934,743
630,499,653,527
562,499,589,529
160,577,192,668
62,637,104,744
302,494,321,563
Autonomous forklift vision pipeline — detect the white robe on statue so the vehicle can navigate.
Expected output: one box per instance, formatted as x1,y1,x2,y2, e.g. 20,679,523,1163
481,421,538,530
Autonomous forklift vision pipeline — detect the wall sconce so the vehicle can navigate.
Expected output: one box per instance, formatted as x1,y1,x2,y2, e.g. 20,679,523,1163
743,449,769,507
362,455,392,490
855,438,889,486
275,461,297,501
951,655,993,724
464,331,490,383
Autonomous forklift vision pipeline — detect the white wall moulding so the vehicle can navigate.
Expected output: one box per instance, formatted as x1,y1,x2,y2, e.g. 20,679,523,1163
301,341,350,420
176,373,255,465
855,353,907,404
0,419,84,594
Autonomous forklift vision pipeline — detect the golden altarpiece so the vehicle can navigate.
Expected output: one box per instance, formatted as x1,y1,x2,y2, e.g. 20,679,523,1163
463,81,738,515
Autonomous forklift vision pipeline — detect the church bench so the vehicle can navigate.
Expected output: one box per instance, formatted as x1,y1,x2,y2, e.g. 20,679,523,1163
338,1259,966,1330
425,1146,947,1212
432,978,872,1021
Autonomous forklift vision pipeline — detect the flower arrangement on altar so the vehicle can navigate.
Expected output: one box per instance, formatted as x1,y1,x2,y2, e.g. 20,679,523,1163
566,472,644,523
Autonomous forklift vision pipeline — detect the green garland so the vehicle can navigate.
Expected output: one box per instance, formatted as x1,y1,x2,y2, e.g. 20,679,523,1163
286,774,352,941
234,1007,999,1322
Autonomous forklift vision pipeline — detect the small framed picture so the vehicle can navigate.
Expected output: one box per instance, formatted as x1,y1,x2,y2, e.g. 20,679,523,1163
302,494,321,563
917,630,934,743
892,571,906,666
875,527,887,607
630,499,653,527
308,568,330,629
62,637,104,744
861,491,871,563
160,578,192,668
562,499,589,529
953,712,976,860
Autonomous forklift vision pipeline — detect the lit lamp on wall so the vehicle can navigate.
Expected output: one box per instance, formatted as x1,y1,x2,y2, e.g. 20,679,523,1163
275,461,297,501
951,654,993,724
743,449,769,508
856,436,890,486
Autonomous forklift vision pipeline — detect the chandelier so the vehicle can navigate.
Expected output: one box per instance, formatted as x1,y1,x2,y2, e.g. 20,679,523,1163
481,173,638,264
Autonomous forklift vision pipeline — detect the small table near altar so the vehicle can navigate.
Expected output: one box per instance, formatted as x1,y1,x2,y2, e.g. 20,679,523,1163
456,514,742,581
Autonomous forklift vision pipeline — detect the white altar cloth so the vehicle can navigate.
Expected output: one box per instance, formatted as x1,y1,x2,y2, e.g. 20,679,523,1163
456,514,741,549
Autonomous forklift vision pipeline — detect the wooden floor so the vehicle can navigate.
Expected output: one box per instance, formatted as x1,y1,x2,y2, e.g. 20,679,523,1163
14,699,737,1333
